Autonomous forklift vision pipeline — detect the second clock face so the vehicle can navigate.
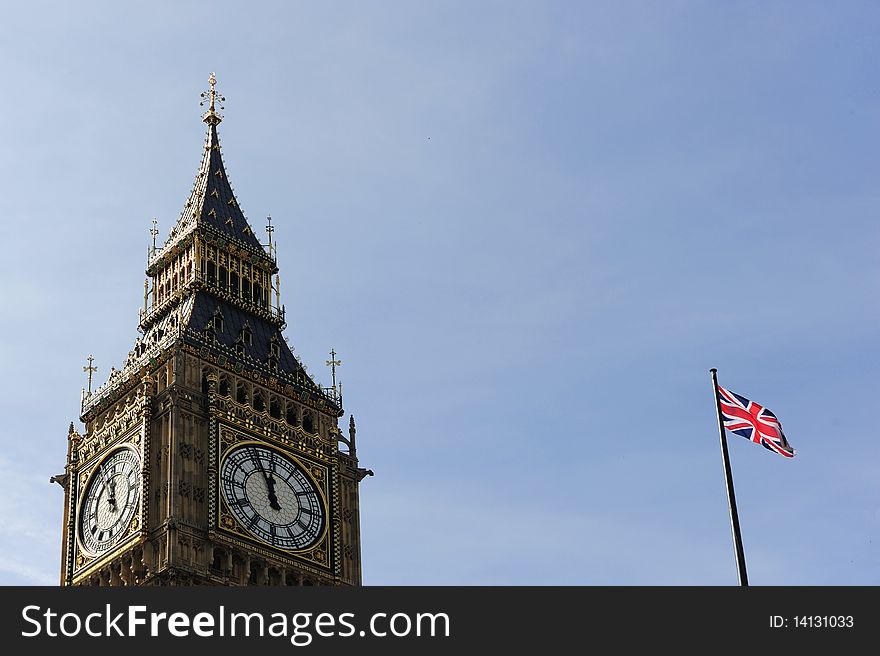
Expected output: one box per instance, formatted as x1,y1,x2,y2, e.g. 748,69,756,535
220,444,325,550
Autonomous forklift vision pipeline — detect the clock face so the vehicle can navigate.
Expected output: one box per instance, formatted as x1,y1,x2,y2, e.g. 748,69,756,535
78,448,141,556
220,444,325,550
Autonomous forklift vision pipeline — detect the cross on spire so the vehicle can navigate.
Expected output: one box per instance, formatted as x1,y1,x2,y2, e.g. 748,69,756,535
83,355,97,394
265,215,275,257
150,218,159,254
200,72,225,125
326,348,342,392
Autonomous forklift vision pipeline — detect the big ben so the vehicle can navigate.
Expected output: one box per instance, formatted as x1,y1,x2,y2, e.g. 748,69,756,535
54,74,371,586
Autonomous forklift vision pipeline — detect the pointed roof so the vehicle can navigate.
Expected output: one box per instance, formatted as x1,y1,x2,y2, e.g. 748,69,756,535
151,74,270,266
175,121,264,249
83,290,341,421
82,75,343,422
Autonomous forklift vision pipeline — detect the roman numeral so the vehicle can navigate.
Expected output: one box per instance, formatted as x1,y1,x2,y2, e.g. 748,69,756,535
248,448,263,471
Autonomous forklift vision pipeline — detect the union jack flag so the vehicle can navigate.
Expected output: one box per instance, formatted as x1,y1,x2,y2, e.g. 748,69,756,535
717,386,796,458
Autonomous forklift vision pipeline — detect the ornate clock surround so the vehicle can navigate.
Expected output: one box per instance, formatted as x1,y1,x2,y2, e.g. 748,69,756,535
213,422,336,574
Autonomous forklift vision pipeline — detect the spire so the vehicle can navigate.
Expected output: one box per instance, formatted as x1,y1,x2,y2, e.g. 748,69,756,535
152,73,271,262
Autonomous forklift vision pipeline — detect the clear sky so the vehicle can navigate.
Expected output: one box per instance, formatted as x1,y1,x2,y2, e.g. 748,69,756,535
0,1,877,585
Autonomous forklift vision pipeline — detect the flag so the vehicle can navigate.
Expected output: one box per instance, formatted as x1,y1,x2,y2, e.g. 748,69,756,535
717,386,796,458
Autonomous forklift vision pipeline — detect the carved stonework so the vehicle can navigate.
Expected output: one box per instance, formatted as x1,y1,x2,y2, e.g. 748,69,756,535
61,79,367,587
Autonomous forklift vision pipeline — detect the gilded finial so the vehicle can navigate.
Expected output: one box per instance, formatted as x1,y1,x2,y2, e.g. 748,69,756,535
200,72,225,125
265,215,274,254
325,349,342,395
83,354,97,394
326,348,342,394
150,218,159,254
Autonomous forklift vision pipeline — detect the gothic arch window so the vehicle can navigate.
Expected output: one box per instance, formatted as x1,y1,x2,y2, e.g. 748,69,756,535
211,309,224,333
242,278,251,301
302,410,314,434
253,392,265,413
201,371,210,396
211,548,227,574
248,564,260,585
231,554,244,581
268,335,280,371
236,381,248,405
269,397,281,419
254,282,263,307
218,376,230,397
235,323,251,359
207,260,216,282
219,266,228,291
286,404,299,427
230,271,239,296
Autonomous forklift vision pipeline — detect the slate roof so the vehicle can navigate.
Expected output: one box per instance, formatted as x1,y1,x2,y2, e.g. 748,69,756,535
185,291,336,410
151,119,270,265
186,291,301,376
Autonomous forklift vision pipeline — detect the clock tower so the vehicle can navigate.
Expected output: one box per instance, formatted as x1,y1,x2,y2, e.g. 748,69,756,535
55,75,371,586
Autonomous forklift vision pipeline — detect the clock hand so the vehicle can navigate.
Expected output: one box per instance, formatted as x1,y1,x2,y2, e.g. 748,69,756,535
101,470,117,510
265,473,282,511
107,478,117,508
248,447,283,511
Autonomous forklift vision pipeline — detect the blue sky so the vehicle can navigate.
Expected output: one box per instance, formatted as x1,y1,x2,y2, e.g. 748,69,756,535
0,1,877,585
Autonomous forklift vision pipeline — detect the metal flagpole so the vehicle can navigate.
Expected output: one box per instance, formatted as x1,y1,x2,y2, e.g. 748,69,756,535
710,368,749,586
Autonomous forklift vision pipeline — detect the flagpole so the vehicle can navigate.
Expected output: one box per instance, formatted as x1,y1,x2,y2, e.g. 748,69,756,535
710,368,749,587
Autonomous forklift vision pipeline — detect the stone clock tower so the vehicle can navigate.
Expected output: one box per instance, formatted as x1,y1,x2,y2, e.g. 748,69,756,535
55,75,371,586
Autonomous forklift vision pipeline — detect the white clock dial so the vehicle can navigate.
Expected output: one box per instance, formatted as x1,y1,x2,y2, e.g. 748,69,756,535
78,448,141,556
220,445,325,550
